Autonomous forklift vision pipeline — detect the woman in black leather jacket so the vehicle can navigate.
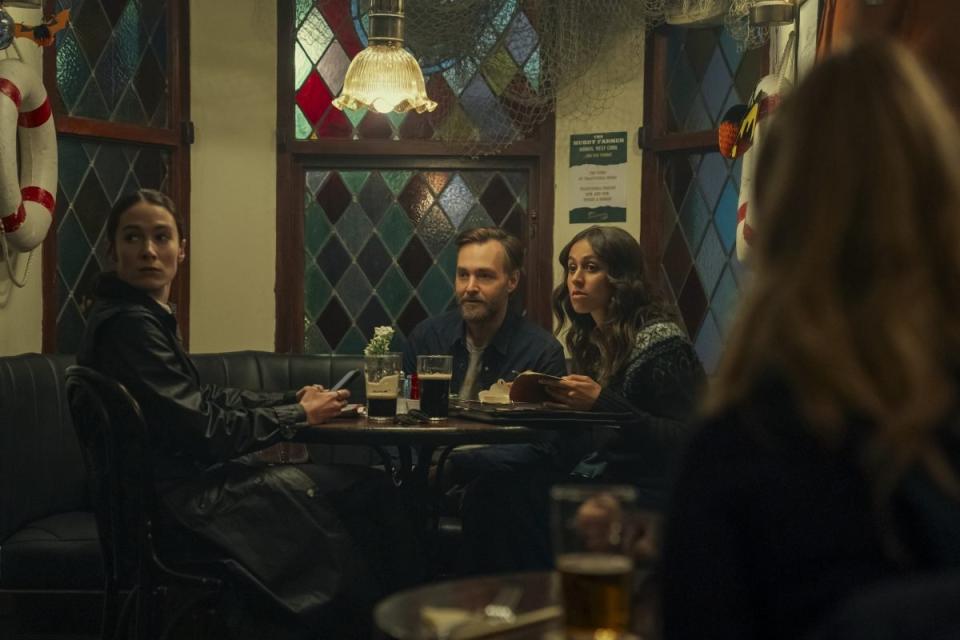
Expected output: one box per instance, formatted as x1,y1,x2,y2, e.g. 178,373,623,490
78,189,419,638
461,226,704,572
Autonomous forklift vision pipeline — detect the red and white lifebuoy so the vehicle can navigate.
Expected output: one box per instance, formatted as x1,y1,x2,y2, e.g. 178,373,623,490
0,58,56,254
733,73,789,263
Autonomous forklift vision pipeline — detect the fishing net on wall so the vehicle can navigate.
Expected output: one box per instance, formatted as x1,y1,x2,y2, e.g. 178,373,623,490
303,0,770,155
308,0,659,154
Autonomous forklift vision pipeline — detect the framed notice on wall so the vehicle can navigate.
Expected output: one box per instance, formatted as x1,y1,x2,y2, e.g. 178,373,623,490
569,132,627,224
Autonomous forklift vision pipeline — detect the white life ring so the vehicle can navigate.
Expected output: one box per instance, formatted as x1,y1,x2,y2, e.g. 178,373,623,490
734,73,789,263
0,57,56,254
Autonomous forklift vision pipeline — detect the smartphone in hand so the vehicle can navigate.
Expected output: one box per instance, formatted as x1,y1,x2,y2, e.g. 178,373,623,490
331,368,361,392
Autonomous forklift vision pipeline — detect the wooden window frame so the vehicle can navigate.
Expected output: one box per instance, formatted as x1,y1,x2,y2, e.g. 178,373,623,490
639,27,768,279
41,0,192,351
274,1,556,353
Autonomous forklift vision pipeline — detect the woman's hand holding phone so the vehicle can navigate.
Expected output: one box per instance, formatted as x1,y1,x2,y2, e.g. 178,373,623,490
300,387,350,424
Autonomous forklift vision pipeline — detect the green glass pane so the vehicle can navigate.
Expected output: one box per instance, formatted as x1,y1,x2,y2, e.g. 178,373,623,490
341,170,370,195
382,171,413,195
298,7,333,63
304,319,331,354
56,29,90,112
305,201,332,255
417,266,454,315
295,0,314,27
387,110,407,131
295,42,313,89
482,46,519,96
295,105,313,139
378,266,413,317
377,204,414,256
336,326,368,355
434,104,477,142
345,107,367,128
494,0,518,32
437,241,459,282
524,49,541,90
304,264,333,318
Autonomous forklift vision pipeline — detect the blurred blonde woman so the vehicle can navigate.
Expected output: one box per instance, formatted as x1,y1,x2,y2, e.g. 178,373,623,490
662,39,960,640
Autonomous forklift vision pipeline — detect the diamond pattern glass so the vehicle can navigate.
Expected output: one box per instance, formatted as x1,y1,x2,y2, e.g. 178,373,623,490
55,0,169,126
303,167,528,353
665,26,764,133
292,0,541,141
656,27,763,372
55,138,171,353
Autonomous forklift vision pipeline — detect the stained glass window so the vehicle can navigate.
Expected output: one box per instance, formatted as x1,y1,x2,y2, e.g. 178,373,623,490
54,0,169,126
665,27,763,133
293,0,540,141
303,168,528,354
55,139,170,353
656,26,763,373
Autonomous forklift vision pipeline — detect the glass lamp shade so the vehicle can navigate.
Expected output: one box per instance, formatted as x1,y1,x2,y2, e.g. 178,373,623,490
332,44,437,114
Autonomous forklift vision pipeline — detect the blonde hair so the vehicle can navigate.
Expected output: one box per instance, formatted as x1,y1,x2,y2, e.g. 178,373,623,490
708,39,960,500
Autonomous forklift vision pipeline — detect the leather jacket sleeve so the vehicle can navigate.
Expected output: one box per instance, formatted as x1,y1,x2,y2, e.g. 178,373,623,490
203,385,299,410
97,312,307,463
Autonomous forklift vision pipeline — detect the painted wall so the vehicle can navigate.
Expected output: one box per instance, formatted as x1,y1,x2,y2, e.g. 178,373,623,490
188,0,278,352
551,32,646,304
0,5,44,356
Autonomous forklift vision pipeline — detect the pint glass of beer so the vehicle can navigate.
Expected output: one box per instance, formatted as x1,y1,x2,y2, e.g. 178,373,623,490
363,353,401,422
551,484,638,639
416,355,452,421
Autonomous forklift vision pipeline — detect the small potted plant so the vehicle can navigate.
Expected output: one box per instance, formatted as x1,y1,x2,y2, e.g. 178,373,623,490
363,326,401,422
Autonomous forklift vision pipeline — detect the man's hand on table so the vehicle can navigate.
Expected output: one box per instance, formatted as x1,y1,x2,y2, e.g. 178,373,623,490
300,387,350,424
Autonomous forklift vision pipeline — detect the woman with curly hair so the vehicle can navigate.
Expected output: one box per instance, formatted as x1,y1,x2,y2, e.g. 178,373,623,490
543,225,705,489
461,225,704,573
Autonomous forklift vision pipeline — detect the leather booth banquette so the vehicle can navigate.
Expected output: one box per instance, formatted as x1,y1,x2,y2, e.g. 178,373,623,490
0,350,368,599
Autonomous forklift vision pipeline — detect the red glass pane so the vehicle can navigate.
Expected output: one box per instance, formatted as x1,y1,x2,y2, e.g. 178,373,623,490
320,0,363,58
296,70,333,126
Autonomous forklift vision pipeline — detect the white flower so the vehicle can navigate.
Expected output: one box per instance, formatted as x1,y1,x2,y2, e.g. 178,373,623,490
364,325,396,355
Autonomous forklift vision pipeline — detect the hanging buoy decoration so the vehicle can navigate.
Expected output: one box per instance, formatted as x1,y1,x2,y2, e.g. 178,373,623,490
0,57,57,254
718,73,789,263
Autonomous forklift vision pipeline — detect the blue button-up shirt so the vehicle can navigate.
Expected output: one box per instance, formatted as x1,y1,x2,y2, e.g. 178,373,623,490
402,308,567,394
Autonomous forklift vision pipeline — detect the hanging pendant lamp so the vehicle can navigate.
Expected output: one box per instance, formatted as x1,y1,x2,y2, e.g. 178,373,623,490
332,0,437,114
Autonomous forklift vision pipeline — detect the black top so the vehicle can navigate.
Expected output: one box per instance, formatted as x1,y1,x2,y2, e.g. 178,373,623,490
583,321,705,491
402,308,567,391
661,375,960,640
76,273,305,480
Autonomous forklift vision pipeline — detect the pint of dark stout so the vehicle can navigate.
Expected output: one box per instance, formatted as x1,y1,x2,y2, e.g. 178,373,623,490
416,355,452,421
364,353,401,422
551,485,638,639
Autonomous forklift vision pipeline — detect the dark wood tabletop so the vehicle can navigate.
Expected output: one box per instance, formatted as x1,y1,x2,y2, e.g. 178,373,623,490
293,415,557,447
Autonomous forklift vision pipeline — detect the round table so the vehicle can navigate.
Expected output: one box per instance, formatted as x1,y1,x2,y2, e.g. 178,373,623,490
375,571,561,639
295,415,556,487
295,415,557,447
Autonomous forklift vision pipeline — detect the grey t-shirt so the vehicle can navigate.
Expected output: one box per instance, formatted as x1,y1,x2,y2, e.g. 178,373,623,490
458,336,486,400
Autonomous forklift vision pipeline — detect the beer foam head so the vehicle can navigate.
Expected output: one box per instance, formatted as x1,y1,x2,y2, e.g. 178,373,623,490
418,372,453,380
556,553,633,575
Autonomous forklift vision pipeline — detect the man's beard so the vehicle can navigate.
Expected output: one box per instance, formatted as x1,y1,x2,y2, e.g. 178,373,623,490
459,296,495,321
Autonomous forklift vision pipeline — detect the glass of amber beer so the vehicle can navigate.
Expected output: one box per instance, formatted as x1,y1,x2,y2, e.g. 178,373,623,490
416,355,453,421
551,484,638,639
364,353,401,422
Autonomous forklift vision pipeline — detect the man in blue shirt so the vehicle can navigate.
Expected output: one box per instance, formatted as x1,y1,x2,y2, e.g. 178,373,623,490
403,227,566,397
403,227,574,480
